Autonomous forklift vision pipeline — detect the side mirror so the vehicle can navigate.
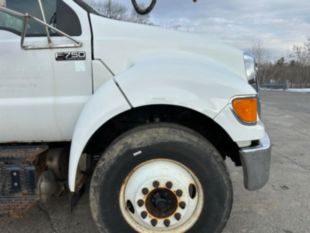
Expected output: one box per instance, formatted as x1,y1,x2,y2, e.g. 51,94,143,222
131,0,198,15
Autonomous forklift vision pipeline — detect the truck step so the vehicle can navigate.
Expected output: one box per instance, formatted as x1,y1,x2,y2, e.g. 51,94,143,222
0,145,48,217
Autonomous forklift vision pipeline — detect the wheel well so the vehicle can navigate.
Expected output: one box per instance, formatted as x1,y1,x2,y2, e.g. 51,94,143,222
84,105,241,166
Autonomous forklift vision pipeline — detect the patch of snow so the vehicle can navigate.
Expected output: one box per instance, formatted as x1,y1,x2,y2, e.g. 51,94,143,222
260,88,310,93
260,88,286,91
287,88,310,93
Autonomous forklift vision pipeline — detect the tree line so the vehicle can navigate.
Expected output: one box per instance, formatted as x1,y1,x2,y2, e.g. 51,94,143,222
252,39,310,88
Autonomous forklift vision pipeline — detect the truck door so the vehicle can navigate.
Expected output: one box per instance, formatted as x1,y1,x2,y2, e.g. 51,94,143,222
0,0,92,143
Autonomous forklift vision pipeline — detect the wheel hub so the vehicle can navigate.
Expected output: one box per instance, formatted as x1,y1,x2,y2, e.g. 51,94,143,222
119,159,204,232
146,188,178,219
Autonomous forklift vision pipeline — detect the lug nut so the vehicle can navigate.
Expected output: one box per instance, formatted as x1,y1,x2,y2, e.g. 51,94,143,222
141,211,147,219
166,181,173,189
153,181,160,188
142,188,149,195
151,219,158,226
137,199,144,207
176,189,183,197
175,213,181,221
164,219,170,227
179,201,186,209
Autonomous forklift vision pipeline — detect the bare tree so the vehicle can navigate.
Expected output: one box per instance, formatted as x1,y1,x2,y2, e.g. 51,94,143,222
251,40,269,65
102,2,128,20
86,1,152,24
292,39,310,65
258,38,310,88
129,9,151,24
250,41,270,84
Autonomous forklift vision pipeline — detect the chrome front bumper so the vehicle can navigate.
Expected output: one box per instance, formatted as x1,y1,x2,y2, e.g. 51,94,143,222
240,133,271,190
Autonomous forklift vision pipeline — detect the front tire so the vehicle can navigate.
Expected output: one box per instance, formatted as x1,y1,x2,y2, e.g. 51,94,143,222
90,124,232,233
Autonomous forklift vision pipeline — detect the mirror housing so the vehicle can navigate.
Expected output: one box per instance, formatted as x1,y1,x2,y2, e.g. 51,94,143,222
131,0,157,15
131,0,198,15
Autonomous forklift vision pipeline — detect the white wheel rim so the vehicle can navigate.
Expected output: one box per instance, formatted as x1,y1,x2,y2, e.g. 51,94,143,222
119,159,204,232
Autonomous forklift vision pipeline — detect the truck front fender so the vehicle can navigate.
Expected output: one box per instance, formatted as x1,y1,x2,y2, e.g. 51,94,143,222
115,55,266,144
69,55,256,192
115,54,255,119
69,79,130,191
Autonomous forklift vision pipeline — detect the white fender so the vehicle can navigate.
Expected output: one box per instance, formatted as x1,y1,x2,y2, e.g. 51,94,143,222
69,55,258,192
115,55,265,144
115,53,256,119
68,79,130,191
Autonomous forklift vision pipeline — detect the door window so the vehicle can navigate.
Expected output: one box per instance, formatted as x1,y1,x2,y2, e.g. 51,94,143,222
0,0,81,36
0,11,23,34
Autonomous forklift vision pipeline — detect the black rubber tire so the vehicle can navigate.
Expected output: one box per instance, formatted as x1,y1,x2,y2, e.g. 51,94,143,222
90,123,233,233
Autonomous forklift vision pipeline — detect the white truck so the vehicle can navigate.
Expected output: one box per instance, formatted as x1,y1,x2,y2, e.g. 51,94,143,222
0,0,271,232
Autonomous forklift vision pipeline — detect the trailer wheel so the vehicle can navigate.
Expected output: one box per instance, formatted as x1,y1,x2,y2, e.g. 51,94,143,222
90,123,232,233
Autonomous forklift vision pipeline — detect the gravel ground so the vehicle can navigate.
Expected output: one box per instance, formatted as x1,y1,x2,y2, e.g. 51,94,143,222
0,90,309,233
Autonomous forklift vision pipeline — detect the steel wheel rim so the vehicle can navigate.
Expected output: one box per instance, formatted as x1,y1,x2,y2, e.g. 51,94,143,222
119,158,204,232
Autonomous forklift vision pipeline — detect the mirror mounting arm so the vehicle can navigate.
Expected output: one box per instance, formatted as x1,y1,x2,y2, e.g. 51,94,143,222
20,13,29,48
37,0,52,45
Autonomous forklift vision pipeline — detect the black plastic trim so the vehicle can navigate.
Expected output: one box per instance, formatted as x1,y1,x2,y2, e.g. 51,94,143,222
87,12,94,60
73,0,100,15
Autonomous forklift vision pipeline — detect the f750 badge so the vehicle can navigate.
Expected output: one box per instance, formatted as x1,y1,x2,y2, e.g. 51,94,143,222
56,51,86,61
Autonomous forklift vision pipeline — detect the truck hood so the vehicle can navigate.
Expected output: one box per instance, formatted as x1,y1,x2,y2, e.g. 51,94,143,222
90,14,246,80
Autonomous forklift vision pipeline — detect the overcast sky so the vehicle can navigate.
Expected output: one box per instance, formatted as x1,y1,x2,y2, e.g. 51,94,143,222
90,0,310,60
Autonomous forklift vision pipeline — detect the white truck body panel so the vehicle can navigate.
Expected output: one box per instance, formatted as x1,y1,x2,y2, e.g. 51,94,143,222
69,79,131,191
214,105,265,143
90,14,247,81
0,0,92,142
114,54,256,119
92,59,114,90
89,13,264,142
68,53,262,192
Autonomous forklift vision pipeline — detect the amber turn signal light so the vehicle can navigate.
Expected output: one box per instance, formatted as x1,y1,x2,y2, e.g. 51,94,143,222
232,97,258,124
